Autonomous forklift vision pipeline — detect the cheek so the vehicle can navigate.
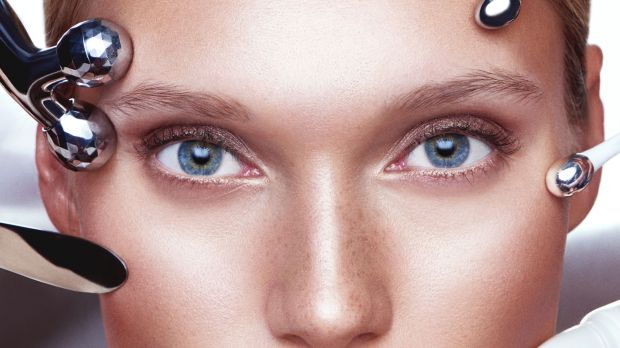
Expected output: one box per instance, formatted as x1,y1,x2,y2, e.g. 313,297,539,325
71,164,275,345
380,172,568,346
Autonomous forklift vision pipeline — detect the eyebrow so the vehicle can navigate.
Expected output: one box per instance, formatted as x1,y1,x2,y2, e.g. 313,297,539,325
389,68,544,114
105,68,543,122
105,81,252,122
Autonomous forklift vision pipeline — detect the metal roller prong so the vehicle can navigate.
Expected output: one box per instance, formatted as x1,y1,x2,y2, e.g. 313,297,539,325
546,133,620,198
546,154,594,198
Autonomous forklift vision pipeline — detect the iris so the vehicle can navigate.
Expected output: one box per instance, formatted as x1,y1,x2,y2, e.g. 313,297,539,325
423,134,470,168
177,141,223,175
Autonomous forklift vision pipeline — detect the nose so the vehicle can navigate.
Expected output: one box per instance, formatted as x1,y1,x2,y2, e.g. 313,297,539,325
266,167,393,347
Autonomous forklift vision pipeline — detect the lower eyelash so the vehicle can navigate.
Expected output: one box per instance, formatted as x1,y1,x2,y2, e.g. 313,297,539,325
132,124,266,184
383,115,520,184
392,151,508,185
146,154,267,190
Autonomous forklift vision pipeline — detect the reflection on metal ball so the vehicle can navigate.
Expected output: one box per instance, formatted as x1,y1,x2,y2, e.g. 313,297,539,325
56,19,133,87
45,104,116,171
475,0,522,29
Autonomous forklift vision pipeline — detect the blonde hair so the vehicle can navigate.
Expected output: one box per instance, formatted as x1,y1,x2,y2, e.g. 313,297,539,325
43,0,591,123
549,0,591,123
43,0,89,47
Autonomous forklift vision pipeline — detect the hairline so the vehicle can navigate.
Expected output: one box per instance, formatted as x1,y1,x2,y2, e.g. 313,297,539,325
43,0,589,126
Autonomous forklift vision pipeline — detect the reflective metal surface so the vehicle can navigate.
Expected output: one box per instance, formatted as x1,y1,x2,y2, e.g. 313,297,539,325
475,0,522,30
0,222,127,294
0,0,129,294
0,0,61,128
0,0,132,171
45,92,117,170
57,19,132,88
546,154,595,198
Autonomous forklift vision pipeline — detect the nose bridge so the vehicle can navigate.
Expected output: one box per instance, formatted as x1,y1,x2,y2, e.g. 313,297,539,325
266,159,393,346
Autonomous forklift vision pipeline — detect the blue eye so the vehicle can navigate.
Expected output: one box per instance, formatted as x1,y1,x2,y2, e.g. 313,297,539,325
407,133,492,169
156,140,243,176
424,134,470,168
177,141,223,175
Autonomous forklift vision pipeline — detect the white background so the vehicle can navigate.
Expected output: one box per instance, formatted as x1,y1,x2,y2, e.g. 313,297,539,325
1,1,619,236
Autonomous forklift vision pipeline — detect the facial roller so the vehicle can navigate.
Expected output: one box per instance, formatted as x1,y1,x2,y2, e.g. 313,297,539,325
475,0,522,29
0,0,132,171
0,0,129,293
546,133,620,198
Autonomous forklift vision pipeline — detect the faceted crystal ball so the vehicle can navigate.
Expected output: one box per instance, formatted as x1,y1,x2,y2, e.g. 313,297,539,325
56,19,133,88
45,104,116,171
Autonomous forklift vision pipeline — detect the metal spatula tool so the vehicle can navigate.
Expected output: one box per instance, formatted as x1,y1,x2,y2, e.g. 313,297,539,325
0,222,127,293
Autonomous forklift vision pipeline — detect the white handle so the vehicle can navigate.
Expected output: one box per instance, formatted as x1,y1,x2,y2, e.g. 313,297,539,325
579,132,620,172
540,300,620,347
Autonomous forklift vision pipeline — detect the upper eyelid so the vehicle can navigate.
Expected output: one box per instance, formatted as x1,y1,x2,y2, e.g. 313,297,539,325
418,124,518,154
409,117,516,145
381,115,521,168
135,124,260,165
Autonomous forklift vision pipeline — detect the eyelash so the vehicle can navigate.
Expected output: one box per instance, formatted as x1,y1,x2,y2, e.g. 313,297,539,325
383,115,521,184
136,115,520,186
136,125,261,185
137,125,248,158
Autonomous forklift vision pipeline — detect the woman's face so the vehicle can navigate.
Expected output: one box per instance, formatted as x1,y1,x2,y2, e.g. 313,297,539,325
41,0,589,346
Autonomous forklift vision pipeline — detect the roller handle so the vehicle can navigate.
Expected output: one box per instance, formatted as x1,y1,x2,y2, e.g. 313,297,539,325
0,0,58,95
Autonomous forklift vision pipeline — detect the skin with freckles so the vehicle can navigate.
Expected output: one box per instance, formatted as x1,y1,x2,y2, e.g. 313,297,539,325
36,0,605,347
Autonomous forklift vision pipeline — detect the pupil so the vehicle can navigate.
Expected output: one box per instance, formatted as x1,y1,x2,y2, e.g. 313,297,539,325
191,145,212,166
435,137,457,158
422,133,470,168
177,140,223,176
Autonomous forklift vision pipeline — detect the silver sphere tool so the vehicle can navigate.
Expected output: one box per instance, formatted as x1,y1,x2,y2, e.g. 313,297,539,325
0,0,132,171
57,19,132,88
475,0,522,29
546,133,620,198
45,87,117,170
47,19,132,171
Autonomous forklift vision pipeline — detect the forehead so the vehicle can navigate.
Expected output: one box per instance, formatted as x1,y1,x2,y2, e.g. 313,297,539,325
85,0,564,120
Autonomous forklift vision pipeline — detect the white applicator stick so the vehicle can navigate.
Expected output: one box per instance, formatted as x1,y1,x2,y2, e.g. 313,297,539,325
581,132,620,172
546,132,620,197
539,300,620,347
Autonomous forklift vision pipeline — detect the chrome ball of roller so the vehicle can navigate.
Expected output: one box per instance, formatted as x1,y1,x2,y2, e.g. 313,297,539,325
546,154,594,198
57,19,132,88
45,99,116,171
47,19,132,171
475,0,522,29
